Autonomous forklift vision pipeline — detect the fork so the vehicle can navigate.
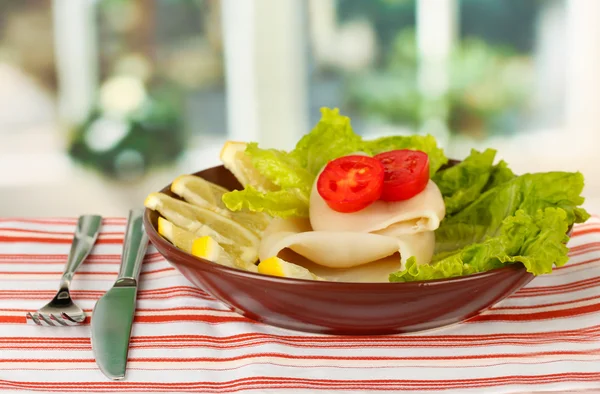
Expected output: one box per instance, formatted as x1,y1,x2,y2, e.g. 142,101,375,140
26,215,103,326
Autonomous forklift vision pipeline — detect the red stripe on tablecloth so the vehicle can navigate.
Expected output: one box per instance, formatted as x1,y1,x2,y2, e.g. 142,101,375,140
1,326,599,350
0,267,175,276
568,241,600,255
469,300,600,322
570,221,600,232
0,314,251,325
0,258,166,266
4,324,599,343
0,236,123,245
0,252,164,260
571,226,600,237
3,348,600,364
2,373,600,392
0,228,125,236
0,286,212,300
0,271,117,275
0,218,127,225
135,286,210,298
132,314,251,324
1,306,231,313
489,293,600,311
513,275,600,297
0,258,166,267
0,311,250,325
0,261,165,269
554,256,600,272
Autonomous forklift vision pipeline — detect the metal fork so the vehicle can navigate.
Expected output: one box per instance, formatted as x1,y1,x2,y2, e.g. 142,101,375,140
26,215,103,326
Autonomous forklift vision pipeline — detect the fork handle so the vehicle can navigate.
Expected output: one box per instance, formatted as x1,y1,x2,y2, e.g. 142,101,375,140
116,209,148,283
60,215,103,290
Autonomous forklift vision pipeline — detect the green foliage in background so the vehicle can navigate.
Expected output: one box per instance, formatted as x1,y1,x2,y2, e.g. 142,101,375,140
338,0,541,55
344,29,533,137
68,80,186,181
337,0,416,63
459,0,540,53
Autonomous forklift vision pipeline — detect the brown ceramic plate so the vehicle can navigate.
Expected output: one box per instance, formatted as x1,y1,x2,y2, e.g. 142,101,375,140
143,165,534,335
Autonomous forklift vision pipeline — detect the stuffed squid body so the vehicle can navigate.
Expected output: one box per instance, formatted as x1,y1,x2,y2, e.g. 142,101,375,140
258,179,445,282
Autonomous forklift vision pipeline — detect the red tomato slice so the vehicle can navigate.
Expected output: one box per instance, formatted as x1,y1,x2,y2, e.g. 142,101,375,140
374,150,430,201
317,155,384,213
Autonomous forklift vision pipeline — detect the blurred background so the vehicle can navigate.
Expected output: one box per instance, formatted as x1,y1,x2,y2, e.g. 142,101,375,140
1,0,600,216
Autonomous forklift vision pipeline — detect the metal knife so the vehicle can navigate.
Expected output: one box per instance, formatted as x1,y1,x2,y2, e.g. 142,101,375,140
91,209,148,380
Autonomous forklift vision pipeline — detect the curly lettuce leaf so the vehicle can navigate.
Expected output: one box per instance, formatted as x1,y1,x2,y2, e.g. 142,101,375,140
245,143,314,189
222,186,309,218
435,171,589,254
292,108,363,174
574,206,591,224
433,148,497,215
238,142,314,217
223,108,360,217
364,134,448,175
223,107,448,218
390,208,570,282
454,171,588,226
484,159,515,192
432,149,517,216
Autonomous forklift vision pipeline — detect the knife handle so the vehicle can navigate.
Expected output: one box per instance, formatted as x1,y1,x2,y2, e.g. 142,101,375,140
117,209,148,284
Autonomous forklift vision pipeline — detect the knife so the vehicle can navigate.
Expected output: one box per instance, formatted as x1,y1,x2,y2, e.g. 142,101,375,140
91,209,148,380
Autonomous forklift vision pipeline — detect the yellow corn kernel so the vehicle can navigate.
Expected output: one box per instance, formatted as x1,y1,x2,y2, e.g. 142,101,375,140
258,257,285,277
191,236,219,260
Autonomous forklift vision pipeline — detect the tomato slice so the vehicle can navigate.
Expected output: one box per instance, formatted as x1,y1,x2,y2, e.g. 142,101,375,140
374,150,430,201
317,155,384,213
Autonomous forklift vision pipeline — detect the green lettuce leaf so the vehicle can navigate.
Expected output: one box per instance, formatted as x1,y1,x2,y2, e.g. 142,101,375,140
364,134,448,175
223,108,361,217
222,185,309,218
432,149,517,216
390,208,570,282
291,107,363,174
245,143,314,189
574,206,591,224
432,148,497,215
222,107,448,218
484,159,515,192
435,171,589,253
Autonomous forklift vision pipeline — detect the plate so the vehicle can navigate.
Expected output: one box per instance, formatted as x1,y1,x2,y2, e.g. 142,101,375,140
143,165,534,335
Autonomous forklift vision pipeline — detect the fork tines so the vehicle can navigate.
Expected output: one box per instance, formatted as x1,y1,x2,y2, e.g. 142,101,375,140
26,312,84,327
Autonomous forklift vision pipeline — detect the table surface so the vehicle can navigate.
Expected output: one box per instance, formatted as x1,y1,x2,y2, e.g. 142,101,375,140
1,217,600,394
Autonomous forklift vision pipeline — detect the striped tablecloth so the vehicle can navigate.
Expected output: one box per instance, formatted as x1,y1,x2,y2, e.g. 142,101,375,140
1,218,600,394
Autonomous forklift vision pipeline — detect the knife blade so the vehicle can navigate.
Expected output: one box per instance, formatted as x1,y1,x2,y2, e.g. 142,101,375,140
91,209,148,380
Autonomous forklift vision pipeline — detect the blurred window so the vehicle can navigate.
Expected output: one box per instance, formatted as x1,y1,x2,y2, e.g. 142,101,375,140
308,0,566,141
0,0,56,131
